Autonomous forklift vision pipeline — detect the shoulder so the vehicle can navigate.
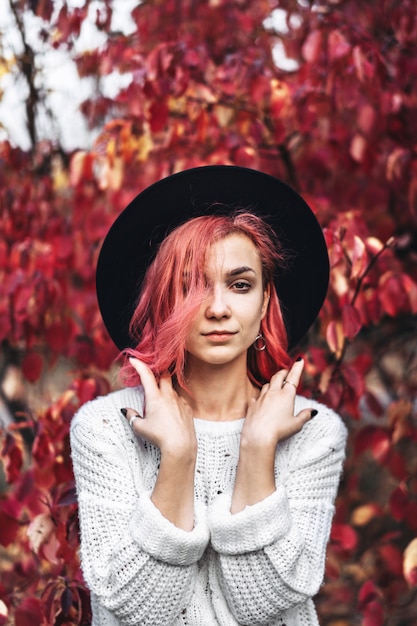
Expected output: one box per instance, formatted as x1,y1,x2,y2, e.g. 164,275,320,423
293,395,348,454
70,386,144,441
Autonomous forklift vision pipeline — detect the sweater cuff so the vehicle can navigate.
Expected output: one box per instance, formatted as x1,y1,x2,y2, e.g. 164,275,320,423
130,494,209,565
208,486,291,555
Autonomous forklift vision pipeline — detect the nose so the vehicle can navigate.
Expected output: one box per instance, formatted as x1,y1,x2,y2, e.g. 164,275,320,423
205,286,231,319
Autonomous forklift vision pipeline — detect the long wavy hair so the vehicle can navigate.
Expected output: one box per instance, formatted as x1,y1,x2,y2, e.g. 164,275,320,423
120,211,291,389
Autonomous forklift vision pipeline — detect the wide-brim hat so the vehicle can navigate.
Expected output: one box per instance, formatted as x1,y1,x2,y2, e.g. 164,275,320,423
96,165,329,352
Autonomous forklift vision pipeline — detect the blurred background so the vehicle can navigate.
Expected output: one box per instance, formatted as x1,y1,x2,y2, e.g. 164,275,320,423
0,1,416,624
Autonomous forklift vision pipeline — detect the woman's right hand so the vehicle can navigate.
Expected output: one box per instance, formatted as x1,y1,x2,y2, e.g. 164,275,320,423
122,358,197,531
122,357,197,460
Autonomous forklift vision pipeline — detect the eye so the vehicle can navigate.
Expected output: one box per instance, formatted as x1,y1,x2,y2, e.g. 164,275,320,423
232,281,251,292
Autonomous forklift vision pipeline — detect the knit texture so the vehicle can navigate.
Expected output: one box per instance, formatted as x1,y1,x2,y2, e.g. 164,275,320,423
70,386,347,626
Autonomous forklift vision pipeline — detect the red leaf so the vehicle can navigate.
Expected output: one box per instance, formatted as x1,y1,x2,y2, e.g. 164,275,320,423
405,502,417,533
26,513,55,555
342,363,364,396
401,273,417,313
389,484,408,521
45,320,72,353
14,598,44,626
326,320,344,356
359,579,380,605
1,433,23,484
76,377,101,404
354,426,390,463
302,30,322,63
378,543,403,577
363,391,384,418
328,30,351,61
0,502,21,547
149,100,169,133
21,352,43,383
33,0,53,21
350,235,369,279
363,600,384,626
330,523,358,552
32,429,55,468
387,451,408,481
379,271,408,316
342,304,362,339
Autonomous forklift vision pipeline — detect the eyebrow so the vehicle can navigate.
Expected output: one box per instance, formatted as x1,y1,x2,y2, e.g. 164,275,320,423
226,266,256,277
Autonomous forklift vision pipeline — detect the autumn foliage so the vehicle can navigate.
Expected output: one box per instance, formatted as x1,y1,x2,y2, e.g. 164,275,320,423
1,0,417,624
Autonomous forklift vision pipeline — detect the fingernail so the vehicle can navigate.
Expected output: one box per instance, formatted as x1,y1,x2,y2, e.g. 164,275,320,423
120,408,128,417
296,356,303,361
310,409,318,418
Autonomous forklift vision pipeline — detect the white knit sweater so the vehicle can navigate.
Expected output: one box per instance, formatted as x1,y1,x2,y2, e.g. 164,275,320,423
70,386,347,626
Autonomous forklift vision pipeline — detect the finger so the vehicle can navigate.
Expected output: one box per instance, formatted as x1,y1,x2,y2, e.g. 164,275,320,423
295,407,317,427
258,382,270,397
129,358,159,397
120,407,145,432
269,369,288,389
285,357,305,386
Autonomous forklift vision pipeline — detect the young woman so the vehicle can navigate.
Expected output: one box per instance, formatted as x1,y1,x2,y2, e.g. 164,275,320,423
70,166,347,626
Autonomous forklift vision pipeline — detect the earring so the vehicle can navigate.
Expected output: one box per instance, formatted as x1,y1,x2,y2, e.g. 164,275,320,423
253,333,266,351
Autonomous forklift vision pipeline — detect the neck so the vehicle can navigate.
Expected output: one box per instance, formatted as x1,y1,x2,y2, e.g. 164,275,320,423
179,358,260,421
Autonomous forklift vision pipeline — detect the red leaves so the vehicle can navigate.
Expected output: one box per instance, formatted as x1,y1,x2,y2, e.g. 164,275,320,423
0,497,22,547
1,432,23,484
358,581,384,626
379,271,417,316
27,513,60,564
1,2,417,625
21,352,43,383
331,523,358,553
149,99,169,133
342,304,362,340
14,598,44,626
34,0,53,21
42,578,92,625
355,426,390,463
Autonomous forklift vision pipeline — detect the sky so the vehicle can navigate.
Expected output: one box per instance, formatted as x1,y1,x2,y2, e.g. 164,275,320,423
0,0,137,150
0,2,295,151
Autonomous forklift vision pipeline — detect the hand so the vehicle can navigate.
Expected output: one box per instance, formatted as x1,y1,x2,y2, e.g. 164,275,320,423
122,358,197,460
231,358,316,513
241,358,315,454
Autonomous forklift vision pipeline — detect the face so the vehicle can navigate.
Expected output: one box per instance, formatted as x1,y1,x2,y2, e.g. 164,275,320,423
185,234,269,370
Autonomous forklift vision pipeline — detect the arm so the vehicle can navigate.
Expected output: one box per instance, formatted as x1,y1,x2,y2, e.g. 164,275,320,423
209,415,346,624
231,359,313,513
209,362,347,625
124,358,198,531
71,390,208,626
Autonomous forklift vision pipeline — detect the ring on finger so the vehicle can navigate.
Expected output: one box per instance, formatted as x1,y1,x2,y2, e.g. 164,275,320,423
282,379,297,390
129,413,143,428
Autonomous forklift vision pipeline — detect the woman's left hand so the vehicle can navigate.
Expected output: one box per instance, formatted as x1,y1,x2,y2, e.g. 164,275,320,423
232,358,315,513
241,358,315,453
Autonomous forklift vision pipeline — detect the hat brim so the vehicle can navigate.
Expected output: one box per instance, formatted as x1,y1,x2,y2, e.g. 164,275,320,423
96,165,329,352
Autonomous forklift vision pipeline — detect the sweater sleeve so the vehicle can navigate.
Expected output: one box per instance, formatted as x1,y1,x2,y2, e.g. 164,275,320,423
208,401,347,626
70,392,209,626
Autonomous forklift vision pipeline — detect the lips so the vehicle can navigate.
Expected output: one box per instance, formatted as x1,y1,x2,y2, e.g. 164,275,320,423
202,331,237,342
202,330,236,336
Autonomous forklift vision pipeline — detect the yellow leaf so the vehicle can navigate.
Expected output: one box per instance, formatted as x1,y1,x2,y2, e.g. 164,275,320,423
136,133,153,162
403,538,417,587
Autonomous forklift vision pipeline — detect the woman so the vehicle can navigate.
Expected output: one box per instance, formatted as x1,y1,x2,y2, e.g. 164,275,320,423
70,166,347,626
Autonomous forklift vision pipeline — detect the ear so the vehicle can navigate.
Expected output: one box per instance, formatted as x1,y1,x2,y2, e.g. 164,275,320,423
261,284,270,320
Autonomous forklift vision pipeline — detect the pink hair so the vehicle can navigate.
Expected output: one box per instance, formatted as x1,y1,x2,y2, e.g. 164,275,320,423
120,211,291,389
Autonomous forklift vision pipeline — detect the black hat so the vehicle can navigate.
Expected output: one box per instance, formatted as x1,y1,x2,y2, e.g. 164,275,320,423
96,165,329,352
